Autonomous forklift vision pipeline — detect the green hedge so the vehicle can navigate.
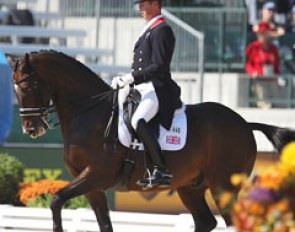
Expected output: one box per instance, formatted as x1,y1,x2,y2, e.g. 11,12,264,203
27,193,90,209
0,153,24,205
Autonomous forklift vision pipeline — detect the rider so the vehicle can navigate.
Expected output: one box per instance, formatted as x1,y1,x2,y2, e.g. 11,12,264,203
111,0,181,188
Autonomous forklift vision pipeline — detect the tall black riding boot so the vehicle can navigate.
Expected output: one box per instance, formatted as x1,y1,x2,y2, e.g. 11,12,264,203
135,119,172,189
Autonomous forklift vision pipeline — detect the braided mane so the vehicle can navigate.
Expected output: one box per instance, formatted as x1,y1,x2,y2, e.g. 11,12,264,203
30,49,99,79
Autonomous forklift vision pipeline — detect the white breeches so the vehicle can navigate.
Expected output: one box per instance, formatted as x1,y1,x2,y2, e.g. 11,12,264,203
131,82,159,130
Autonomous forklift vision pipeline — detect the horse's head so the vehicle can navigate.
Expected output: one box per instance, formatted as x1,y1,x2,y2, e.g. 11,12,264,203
10,53,53,138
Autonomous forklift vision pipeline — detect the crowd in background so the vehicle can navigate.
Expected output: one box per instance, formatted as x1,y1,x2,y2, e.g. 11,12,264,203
246,0,295,64
244,0,295,108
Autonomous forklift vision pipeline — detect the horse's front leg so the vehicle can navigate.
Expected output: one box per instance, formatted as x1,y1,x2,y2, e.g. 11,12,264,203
86,189,113,232
50,167,101,232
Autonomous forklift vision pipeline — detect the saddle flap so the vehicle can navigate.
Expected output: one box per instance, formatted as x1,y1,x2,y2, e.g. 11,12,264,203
123,88,141,134
118,85,187,151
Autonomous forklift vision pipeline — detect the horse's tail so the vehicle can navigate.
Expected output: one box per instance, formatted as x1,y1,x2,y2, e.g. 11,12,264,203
249,122,295,153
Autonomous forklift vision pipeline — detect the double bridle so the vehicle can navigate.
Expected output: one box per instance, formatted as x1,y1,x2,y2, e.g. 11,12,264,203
14,59,56,128
14,58,117,131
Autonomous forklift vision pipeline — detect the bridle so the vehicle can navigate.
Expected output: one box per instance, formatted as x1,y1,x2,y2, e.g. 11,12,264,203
14,58,56,129
13,55,117,132
14,53,120,151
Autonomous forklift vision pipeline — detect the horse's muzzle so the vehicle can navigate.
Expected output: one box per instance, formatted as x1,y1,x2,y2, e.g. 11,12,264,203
23,121,47,138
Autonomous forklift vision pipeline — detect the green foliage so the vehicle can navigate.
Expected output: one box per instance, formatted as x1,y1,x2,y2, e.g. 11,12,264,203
65,195,91,209
27,193,53,208
27,193,90,209
0,153,24,205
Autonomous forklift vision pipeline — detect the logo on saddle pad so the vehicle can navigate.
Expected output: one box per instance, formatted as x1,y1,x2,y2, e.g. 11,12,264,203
117,87,187,151
166,135,181,145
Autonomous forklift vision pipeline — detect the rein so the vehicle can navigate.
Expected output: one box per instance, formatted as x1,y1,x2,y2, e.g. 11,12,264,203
14,53,119,151
72,89,115,117
18,78,116,129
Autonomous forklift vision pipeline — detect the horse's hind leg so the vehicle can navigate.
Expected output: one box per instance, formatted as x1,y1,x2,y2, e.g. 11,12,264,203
210,189,236,227
177,185,217,232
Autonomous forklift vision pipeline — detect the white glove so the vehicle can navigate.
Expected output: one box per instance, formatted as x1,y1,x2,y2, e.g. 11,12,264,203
111,74,134,89
111,76,120,89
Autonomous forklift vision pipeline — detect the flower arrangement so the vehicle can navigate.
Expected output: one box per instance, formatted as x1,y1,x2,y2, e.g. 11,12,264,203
18,179,90,209
220,142,295,232
19,179,69,206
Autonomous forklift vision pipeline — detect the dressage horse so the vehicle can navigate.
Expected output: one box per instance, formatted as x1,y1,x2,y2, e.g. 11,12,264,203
9,50,295,232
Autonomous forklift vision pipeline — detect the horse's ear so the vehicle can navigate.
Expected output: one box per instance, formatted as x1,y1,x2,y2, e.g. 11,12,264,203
5,53,17,70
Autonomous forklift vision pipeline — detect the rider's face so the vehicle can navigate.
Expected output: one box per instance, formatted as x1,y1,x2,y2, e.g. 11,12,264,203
138,0,159,21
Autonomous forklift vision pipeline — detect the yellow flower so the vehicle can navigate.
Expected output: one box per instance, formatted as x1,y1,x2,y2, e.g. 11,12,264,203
231,173,247,186
219,191,234,209
281,142,295,171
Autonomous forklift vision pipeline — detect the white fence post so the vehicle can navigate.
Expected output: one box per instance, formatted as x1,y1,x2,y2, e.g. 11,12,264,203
0,205,227,231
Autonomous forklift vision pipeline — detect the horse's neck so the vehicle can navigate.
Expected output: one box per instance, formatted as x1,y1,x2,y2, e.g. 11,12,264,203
49,67,110,110
36,54,112,130
55,90,113,139
54,82,111,121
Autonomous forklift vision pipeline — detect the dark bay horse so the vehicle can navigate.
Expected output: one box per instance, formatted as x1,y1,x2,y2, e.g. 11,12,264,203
10,50,295,232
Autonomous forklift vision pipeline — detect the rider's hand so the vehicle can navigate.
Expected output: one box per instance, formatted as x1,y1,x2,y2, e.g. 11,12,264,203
111,76,120,89
111,74,134,89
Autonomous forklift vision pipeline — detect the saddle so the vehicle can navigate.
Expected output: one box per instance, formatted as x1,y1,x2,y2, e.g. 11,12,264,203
118,86,187,151
109,86,187,191
122,88,160,142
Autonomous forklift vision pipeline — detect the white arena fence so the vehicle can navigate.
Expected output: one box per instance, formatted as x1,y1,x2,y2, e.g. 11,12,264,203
0,205,230,232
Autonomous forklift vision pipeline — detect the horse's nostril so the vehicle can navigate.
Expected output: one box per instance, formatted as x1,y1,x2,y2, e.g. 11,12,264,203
26,121,33,128
27,128,35,134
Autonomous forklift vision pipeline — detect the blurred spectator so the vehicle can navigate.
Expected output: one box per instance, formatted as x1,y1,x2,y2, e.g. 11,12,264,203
245,0,258,30
246,22,280,76
261,2,276,23
274,0,290,25
254,1,285,36
0,49,13,146
246,22,280,108
285,5,295,33
280,5,295,74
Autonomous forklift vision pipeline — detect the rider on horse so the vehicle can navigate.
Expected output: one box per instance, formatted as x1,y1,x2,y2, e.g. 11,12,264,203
111,0,181,189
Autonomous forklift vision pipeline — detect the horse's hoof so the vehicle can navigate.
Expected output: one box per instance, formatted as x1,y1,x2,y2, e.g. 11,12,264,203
53,227,63,232
195,219,217,232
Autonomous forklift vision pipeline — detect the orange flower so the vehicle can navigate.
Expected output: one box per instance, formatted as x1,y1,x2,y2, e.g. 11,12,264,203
267,199,289,214
18,179,69,205
228,142,295,231
257,165,289,190
248,202,264,215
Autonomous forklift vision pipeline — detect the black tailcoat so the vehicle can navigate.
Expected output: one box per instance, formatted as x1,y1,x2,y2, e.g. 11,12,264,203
131,21,181,130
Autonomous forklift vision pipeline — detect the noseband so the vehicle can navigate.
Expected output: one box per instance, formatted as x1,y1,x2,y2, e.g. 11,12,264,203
14,58,56,128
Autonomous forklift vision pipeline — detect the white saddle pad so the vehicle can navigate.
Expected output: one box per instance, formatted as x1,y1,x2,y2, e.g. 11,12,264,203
117,86,187,151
